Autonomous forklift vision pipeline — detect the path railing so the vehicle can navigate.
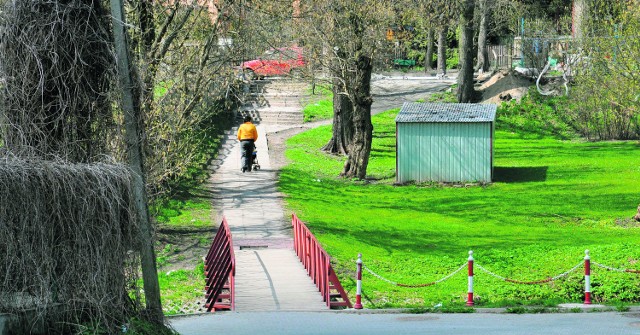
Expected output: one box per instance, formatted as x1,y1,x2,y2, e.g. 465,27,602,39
292,214,352,309
204,217,235,312
355,249,640,308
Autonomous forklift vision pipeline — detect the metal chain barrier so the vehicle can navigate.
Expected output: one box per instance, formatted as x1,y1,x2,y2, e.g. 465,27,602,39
363,263,467,288
352,250,639,310
593,261,640,274
475,262,583,285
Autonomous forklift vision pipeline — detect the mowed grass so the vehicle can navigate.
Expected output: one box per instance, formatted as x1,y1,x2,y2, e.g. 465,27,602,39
302,84,333,122
279,109,640,308
158,263,206,315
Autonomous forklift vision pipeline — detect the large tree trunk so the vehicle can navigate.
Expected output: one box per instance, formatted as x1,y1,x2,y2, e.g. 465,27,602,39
425,28,435,71
437,26,448,76
321,76,354,155
341,55,373,179
110,0,163,323
457,0,476,103
475,0,489,73
572,0,587,40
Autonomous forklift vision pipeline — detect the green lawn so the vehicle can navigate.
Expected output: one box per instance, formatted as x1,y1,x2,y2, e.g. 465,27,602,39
152,193,215,315
158,263,206,315
302,84,333,122
279,109,640,309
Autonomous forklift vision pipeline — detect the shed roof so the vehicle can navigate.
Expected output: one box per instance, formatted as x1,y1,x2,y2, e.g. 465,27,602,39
396,102,497,123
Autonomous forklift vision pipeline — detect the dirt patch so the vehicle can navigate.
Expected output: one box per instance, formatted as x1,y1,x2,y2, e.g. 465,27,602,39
156,225,214,272
479,70,533,104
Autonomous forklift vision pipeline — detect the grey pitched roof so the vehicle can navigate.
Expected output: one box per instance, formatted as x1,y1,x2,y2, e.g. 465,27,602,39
395,102,497,123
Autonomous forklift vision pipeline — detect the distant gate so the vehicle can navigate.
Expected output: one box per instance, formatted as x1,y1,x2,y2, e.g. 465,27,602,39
204,217,235,311
488,44,514,69
292,214,352,309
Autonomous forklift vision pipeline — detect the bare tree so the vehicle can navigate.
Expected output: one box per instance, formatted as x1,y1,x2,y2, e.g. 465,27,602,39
457,0,476,102
425,28,435,70
475,0,490,72
297,0,393,179
122,1,241,196
437,26,448,76
322,73,355,155
420,0,457,77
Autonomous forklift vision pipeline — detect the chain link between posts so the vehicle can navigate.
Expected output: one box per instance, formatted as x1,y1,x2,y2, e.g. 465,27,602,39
362,263,467,288
359,255,639,291
592,262,640,274
475,262,583,285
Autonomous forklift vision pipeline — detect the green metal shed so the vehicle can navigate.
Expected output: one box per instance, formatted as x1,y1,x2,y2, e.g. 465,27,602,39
395,102,497,184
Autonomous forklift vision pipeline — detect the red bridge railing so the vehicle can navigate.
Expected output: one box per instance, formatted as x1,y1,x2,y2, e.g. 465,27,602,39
204,217,235,312
292,214,352,309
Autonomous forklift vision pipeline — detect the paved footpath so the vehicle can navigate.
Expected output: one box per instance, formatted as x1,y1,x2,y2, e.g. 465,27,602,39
206,124,326,312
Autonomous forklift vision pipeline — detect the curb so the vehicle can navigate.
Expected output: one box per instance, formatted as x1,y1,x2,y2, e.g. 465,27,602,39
165,305,640,318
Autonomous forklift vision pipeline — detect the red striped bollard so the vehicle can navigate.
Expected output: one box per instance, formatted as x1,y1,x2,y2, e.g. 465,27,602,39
584,249,591,305
354,253,363,309
466,250,474,306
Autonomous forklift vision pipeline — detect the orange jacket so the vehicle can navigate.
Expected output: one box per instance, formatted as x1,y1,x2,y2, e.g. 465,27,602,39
237,122,258,141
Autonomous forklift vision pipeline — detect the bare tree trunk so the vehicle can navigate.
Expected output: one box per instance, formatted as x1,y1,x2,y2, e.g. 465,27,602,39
572,0,587,40
293,0,301,21
475,0,489,72
437,26,448,76
110,0,163,323
322,76,354,155
425,28,435,71
457,0,476,103
341,55,373,179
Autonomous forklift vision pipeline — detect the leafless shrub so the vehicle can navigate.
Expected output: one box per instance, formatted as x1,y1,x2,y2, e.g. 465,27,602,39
0,0,115,162
0,155,141,333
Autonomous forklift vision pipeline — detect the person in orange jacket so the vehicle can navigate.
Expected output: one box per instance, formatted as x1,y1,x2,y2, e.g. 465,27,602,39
237,115,258,172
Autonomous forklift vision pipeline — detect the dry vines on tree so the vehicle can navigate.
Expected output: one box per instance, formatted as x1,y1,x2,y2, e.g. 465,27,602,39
0,0,115,162
0,156,142,333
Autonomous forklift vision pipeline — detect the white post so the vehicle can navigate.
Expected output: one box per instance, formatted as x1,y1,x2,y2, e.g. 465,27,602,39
467,250,474,306
354,253,363,309
584,249,591,304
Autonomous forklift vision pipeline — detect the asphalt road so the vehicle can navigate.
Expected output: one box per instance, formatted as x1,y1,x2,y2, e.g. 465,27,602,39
370,73,457,114
170,311,640,335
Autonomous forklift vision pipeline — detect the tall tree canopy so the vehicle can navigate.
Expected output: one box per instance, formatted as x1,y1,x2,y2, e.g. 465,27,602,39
296,0,394,179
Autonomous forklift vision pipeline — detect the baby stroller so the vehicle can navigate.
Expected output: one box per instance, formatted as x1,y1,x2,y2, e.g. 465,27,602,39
251,148,260,171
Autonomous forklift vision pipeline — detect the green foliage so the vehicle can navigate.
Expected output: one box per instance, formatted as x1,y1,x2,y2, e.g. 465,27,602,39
446,48,459,69
424,90,457,103
569,5,640,140
159,263,206,315
303,84,334,122
505,307,527,314
279,109,640,308
154,81,173,99
303,99,333,123
497,90,576,139
615,304,630,312
440,306,475,313
152,198,212,227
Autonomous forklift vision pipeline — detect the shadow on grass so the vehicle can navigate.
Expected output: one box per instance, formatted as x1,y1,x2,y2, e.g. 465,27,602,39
494,166,548,183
